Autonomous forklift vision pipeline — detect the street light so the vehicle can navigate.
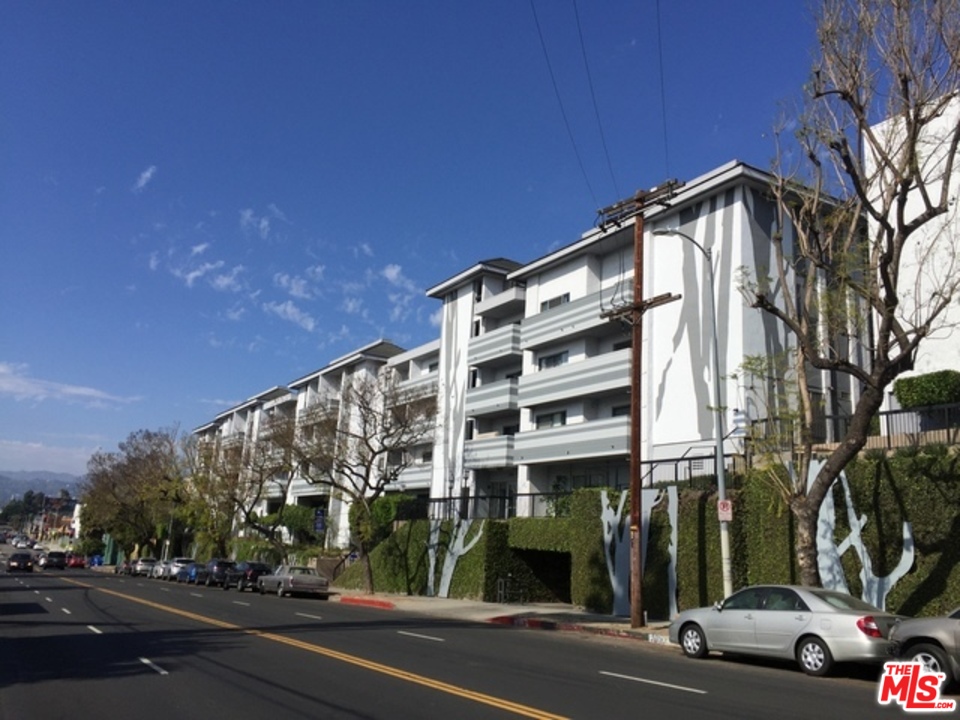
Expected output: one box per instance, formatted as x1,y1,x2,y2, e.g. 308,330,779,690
652,227,734,599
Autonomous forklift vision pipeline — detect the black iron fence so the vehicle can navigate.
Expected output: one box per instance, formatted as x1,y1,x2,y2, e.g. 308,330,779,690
751,402,960,452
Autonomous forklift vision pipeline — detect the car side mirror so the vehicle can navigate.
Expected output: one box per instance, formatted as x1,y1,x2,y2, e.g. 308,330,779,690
714,600,723,612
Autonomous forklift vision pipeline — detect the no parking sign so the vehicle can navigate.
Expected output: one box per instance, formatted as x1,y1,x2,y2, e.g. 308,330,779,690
717,499,733,522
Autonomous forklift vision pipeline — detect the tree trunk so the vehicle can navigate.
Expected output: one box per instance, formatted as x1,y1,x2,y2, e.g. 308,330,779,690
359,544,375,594
790,384,885,586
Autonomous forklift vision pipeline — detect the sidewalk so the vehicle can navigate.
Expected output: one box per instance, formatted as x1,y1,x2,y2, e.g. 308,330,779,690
331,590,674,647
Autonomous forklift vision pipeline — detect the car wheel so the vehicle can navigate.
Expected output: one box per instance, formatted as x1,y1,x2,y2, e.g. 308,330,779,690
908,643,954,687
679,623,708,659
259,583,265,595
277,584,285,598
222,580,230,591
797,636,833,676
237,581,245,592
205,576,211,587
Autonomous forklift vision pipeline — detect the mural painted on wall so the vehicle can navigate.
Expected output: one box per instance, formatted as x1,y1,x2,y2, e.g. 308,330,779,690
602,463,914,615
805,460,914,610
426,516,484,598
601,486,679,618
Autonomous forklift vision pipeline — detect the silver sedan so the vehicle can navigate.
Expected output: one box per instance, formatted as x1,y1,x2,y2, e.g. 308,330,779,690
889,607,960,689
668,584,902,676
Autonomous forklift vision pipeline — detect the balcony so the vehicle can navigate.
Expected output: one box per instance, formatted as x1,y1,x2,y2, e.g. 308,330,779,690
522,287,633,351
393,463,433,488
464,435,516,469
475,285,525,319
514,416,629,464
468,323,522,367
397,373,438,397
519,349,630,407
220,432,246,450
466,377,519,417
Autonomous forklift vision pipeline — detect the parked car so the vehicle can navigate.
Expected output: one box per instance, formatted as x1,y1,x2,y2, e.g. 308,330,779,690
6,552,34,572
668,584,902,676
150,560,171,579
66,554,85,569
258,565,329,598
223,561,272,592
889,607,960,690
196,559,236,587
132,557,157,576
175,562,200,584
114,560,132,575
39,551,67,570
167,557,195,581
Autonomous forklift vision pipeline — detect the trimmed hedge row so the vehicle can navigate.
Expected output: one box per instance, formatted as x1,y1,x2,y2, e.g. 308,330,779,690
336,448,960,618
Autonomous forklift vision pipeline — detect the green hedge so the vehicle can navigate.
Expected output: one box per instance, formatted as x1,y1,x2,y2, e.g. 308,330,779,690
336,450,960,619
894,370,960,408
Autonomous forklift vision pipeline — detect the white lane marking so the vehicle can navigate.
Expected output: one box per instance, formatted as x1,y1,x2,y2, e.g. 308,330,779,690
62,608,72,615
87,625,103,634
159,587,169,592
233,601,251,607
139,657,169,676
397,630,445,643
44,597,53,603
189,593,203,598
599,671,707,695
295,612,323,620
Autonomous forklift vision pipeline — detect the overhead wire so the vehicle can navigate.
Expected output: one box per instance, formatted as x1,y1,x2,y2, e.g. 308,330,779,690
529,0,600,211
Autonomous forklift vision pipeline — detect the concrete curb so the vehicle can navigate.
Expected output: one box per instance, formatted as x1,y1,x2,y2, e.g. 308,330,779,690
487,615,672,645
337,595,397,610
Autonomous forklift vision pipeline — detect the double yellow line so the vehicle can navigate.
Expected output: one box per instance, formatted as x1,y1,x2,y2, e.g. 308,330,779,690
66,578,568,720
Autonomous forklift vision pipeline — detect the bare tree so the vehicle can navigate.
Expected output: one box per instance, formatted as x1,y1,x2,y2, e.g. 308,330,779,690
743,0,960,585
184,415,298,560
293,371,436,593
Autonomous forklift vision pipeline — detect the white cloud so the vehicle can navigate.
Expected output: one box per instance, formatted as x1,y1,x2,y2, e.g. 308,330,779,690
174,261,225,288
133,165,157,193
225,304,246,322
191,243,210,256
381,263,419,293
268,203,289,222
354,242,374,258
262,300,316,332
274,272,313,299
342,297,364,315
306,264,325,281
0,363,138,407
240,208,271,240
0,439,97,476
210,265,246,292
429,307,443,327
149,252,160,271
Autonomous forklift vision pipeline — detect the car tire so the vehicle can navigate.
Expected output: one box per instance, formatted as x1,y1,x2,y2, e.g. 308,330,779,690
679,623,708,659
277,584,285,598
908,643,954,688
259,583,265,595
222,580,230,591
205,576,212,587
797,636,833,676
237,581,245,592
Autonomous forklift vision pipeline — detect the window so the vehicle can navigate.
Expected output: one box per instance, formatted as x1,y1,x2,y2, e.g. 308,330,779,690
472,319,481,337
538,351,568,370
419,450,432,464
428,362,439,373
473,279,483,302
535,411,566,429
722,588,764,611
502,424,519,436
540,293,570,312
612,405,630,417
613,339,631,351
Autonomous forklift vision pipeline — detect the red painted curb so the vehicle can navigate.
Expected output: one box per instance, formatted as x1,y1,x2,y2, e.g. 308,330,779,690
338,596,396,610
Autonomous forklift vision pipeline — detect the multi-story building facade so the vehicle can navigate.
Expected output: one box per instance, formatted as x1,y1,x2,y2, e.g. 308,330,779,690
194,160,859,547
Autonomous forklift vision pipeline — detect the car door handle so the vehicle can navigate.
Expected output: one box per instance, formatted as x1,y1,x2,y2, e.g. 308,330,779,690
794,615,807,621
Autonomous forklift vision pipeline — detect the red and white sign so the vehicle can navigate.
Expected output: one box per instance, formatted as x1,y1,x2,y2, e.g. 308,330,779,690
717,499,733,523
877,662,956,712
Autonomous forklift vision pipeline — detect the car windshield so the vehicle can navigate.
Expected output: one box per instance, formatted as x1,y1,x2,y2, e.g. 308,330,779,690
808,589,882,612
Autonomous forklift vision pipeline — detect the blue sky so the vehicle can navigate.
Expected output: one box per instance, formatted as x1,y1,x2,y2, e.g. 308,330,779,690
0,1,816,476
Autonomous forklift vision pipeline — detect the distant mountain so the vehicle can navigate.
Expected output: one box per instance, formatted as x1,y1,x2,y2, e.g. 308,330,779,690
0,471,83,504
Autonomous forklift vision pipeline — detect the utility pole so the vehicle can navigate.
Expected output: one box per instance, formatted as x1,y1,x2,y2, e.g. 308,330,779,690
599,180,682,628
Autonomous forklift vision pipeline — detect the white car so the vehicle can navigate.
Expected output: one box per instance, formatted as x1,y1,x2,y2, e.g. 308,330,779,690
669,585,902,676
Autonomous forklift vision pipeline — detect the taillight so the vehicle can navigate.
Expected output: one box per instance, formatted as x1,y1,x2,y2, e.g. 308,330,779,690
857,616,883,638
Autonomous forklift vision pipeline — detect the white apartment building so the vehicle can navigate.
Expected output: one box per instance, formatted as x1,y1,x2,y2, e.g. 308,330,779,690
196,160,858,546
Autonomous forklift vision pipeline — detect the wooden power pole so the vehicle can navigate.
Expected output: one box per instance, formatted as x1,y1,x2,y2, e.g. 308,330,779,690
598,181,682,628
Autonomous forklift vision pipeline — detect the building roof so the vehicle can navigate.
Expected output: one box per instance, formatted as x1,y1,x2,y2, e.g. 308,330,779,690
426,258,523,298
288,339,406,389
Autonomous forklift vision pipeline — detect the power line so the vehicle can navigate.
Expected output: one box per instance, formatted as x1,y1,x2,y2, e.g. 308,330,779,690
572,0,622,201
654,0,671,177
529,0,600,210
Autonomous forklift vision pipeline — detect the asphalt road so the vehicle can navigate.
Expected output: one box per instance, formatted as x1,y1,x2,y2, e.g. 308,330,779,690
1,557,904,719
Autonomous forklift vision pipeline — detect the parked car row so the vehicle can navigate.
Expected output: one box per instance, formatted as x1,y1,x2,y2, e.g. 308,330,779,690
668,584,960,688
119,557,329,599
